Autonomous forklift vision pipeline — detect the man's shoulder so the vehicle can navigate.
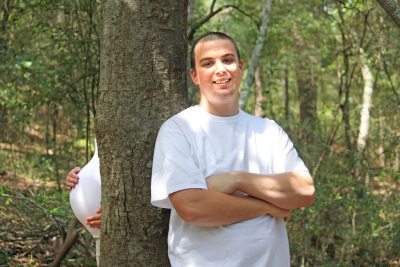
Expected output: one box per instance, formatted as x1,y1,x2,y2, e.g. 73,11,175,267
159,106,199,132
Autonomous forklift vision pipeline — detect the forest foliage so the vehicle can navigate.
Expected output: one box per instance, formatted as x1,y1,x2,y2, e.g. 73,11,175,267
0,0,399,266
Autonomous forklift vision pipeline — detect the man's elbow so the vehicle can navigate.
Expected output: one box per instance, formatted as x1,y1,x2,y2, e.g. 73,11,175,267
299,182,316,207
303,186,316,206
170,190,209,226
175,205,200,223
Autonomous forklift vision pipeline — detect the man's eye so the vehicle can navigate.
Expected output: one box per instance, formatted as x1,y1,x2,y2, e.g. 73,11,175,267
224,58,234,64
202,62,212,67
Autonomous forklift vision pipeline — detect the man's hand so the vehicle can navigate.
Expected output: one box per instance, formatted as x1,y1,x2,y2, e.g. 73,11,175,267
206,172,239,194
262,200,291,221
85,208,102,228
66,167,80,191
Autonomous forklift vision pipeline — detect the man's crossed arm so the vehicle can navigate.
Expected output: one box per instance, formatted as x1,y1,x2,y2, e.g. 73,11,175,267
169,171,315,227
206,171,315,210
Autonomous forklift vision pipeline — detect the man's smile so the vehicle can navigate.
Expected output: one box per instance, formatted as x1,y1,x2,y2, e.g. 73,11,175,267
213,78,232,84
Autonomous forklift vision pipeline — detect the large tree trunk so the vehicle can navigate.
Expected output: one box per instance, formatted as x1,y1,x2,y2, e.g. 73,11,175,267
239,0,272,108
95,1,187,266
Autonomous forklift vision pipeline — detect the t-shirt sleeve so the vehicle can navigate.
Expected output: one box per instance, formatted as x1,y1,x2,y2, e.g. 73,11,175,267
151,119,207,209
270,121,310,174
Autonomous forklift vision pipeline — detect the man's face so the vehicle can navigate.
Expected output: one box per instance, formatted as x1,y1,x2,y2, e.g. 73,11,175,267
190,39,243,114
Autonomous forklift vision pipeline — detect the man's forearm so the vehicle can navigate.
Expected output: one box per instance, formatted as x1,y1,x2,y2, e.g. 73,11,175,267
236,171,315,209
169,189,289,227
207,171,315,210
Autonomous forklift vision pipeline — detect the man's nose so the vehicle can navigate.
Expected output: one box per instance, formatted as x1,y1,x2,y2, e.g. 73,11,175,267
215,61,227,74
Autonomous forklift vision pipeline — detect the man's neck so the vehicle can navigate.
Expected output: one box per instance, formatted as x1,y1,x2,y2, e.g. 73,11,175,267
198,101,239,117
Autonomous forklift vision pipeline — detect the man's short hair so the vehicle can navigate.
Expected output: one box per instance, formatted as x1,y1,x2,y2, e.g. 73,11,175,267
190,32,241,70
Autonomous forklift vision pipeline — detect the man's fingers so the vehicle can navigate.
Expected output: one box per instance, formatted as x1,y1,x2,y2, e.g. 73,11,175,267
86,217,101,228
72,167,81,174
66,167,80,190
67,177,78,185
66,180,77,190
86,213,101,222
67,174,79,182
86,212,102,229
87,220,101,228
68,167,80,179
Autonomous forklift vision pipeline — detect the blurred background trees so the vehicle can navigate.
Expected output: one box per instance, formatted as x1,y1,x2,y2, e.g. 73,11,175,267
0,0,399,266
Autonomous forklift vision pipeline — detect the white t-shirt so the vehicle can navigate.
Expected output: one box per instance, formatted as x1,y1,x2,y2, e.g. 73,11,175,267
151,106,309,267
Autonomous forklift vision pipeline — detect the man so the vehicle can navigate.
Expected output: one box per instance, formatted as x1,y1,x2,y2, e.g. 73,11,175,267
151,32,315,266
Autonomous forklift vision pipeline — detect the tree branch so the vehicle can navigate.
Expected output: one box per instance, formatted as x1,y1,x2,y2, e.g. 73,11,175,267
239,0,273,108
210,0,217,13
49,217,81,267
187,4,259,42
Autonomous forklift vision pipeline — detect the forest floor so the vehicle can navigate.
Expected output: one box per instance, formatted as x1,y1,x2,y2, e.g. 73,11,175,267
0,172,96,266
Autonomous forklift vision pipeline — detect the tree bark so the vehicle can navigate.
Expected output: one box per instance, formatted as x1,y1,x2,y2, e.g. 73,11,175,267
239,0,272,108
95,1,187,266
376,0,400,27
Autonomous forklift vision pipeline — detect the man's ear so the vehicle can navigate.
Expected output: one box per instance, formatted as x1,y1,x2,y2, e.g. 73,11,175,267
239,59,244,70
190,68,199,85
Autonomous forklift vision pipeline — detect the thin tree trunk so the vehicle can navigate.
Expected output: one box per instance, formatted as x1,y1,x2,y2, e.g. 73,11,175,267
357,49,373,152
254,67,265,117
51,104,62,192
96,1,187,266
84,85,90,162
296,58,318,145
355,49,374,182
292,21,318,148
336,3,357,150
0,0,11,57
284,67,290,122
239,0,272,108
187,0,197,106
378,114,385,167
342,78,352,149
0,0,12,141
